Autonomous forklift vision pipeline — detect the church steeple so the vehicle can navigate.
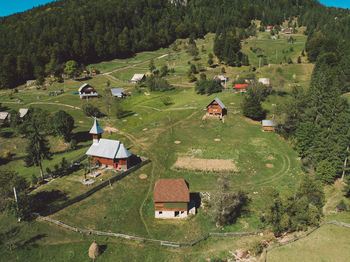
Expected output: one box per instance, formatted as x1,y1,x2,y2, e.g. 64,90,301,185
89,118,104,144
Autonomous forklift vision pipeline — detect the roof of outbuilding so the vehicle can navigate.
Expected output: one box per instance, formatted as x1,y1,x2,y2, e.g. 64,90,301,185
262,120,277,127
110,88,124,97
153,179,190,203
207,98,225,109
0,112,9,120
89,118,104,134
235,84,249,89
131,74,145,81
19,108,28,118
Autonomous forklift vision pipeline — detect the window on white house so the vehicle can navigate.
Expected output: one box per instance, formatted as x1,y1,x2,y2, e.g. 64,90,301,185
159,211,163,214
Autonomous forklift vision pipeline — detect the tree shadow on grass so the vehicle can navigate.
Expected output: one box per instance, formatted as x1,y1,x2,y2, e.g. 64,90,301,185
22,234,48,248
72,131,91,143
31,190,68,215
99,244,107,255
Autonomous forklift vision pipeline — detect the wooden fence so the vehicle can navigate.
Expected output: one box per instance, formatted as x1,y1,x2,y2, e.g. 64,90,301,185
41,158,151,216
35,214,261,248
261,220,350,262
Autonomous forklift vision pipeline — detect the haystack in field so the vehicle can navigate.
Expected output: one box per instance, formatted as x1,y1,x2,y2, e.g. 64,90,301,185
89,242,100,260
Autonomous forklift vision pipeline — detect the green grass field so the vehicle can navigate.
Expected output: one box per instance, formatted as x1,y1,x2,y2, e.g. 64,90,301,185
1,27,350,261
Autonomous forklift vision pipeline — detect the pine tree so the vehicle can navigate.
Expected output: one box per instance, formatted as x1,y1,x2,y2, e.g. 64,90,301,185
24,123,52,179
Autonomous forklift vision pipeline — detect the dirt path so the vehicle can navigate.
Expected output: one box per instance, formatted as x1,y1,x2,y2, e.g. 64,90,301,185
28,102,81,110
103,53,169,76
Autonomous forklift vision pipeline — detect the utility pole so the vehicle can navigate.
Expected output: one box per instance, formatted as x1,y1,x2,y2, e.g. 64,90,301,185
13,187,21,222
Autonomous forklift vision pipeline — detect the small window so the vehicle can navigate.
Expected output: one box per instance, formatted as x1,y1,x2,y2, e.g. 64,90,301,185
181,211,184,214
159,211,163,214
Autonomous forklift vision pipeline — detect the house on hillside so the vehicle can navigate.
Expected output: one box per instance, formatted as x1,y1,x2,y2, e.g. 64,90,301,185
110,88,125,98
214,75,229,83
0,112,9,125
19,108,29,119
86,118,132,170
262,120,276,132
283,28,293,34
266,26,273,32
258,78,271,88
130,74,146,84
91,69,100,75
154,179,195,219
206,98,226,117
234,84,248,93
79,84,98,99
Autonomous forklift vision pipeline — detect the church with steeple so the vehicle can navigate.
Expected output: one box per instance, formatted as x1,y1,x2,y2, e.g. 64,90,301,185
86,118,132,170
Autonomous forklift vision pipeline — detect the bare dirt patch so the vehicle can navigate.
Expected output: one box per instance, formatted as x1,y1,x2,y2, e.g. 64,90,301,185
214,138,221,142
174,141,182,144
244,117,260,125
79,121,84,124
173,157,238,172
266,163,274,168
139,174,148,179
104,126,118,133
267,155,275,161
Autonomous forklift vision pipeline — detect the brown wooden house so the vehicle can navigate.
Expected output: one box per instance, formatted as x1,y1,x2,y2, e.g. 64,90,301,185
153,179,192,219
206,98,226,117
86,119,132,170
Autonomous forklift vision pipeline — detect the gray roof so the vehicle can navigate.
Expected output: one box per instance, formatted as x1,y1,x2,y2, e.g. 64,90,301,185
115,144,132,158
207,98,225,109
89,118,104,134
262,120,276,127
0,112,9,120
86,139,120,159
19,108,29,118
86,139,131,159
110,88,124,97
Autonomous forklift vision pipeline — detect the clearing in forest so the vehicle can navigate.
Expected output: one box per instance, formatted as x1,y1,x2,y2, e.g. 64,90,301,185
173,157,238,172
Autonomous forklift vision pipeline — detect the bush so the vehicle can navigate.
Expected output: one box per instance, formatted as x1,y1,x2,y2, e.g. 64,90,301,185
195,79,222,95
82,103,103,118
160,96,173,106
249,240,265,256
145,76,173,92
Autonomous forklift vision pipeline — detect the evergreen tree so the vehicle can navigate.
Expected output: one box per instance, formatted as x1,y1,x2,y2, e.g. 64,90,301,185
52,110,75,142
24,123,52,179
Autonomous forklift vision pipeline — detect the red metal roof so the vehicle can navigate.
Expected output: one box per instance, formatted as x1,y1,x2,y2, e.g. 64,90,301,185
235,84,248,89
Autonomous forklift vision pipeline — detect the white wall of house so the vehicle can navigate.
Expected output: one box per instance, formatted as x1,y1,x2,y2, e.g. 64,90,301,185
155,210,188,219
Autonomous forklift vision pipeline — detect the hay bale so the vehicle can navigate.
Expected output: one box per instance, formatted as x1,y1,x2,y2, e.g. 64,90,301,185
89,242,100,259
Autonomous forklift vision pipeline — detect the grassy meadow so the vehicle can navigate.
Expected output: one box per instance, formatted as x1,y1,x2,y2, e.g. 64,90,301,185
1,27,350,261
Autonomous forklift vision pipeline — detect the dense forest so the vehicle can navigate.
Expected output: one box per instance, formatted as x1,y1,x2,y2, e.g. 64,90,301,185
0,0,343,89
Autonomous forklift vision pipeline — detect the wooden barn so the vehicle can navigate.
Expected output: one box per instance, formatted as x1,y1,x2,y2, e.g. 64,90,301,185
262,120,277,132
153,179,195,219
79,84,98,99
206,98,226,117
234,84,248,93
86,119,132,170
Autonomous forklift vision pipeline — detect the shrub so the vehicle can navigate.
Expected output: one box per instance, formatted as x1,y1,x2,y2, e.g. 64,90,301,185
82,103,103,118
249,240,265,256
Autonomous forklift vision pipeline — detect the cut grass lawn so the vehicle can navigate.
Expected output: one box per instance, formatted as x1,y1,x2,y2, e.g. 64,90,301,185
267,224,350,262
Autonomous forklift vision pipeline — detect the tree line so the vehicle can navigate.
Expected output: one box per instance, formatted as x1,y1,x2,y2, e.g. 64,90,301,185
0,0,331,89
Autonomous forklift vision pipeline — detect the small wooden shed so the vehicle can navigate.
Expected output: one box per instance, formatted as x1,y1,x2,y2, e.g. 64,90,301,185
262,120,276,132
